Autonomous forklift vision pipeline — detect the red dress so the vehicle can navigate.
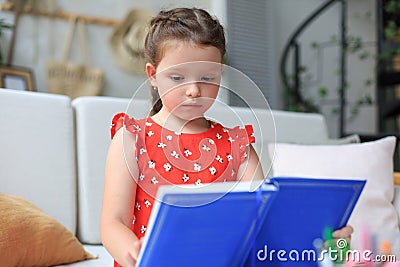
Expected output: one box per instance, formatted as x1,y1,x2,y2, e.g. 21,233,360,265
110,113,255,267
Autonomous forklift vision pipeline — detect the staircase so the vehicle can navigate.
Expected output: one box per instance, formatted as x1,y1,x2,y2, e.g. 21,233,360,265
280,0,347,136
377,0,400,132
280,0,400,169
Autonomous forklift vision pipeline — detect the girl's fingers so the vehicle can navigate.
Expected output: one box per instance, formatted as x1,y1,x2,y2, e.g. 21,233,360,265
125,252,136,267
332,225,354,239
125,240,141,267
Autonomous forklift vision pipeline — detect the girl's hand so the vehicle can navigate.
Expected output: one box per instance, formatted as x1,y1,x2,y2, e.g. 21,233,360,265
124,238,144,267
332,225,353,239
124,253,136,267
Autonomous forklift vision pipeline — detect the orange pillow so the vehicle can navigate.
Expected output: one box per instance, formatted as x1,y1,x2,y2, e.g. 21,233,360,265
0,193,96,266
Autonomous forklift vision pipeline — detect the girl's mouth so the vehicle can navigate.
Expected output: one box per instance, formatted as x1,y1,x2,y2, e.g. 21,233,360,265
181,103,202,108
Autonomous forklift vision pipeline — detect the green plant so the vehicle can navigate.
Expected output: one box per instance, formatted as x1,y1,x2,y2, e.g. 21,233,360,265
379,0,400,70
384,0,400,39
285,32,374,122
0,19,13,65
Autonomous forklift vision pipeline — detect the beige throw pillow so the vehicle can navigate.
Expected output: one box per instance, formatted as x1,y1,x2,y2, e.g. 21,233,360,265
0,193,96,266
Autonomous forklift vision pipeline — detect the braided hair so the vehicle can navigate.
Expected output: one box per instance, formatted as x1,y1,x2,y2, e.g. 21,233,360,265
144,8,226,115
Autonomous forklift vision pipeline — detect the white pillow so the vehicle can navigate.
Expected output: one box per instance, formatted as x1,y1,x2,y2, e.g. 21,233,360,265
268,136,399,249
255,134,361,177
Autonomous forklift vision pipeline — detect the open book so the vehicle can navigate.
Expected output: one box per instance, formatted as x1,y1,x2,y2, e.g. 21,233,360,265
245,177,365,267
136,177,365,267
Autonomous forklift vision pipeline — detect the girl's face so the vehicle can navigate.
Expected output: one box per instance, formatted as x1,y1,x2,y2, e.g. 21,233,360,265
146,41,223,121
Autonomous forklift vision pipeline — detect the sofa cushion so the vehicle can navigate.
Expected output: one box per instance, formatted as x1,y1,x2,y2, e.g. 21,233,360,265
54,246,113,267
72,96,151,244
259,134,360,176
268,136,399,249
0,193,95,266
0,89,77,233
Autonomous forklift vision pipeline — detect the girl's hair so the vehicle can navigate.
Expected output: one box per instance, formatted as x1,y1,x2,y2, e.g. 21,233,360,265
145,7,226,115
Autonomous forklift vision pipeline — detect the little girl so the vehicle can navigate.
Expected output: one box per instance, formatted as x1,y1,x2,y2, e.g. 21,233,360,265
100,7,353,267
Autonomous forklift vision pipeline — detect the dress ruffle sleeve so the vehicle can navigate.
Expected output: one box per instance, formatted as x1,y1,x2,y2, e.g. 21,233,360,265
229,124,255,163
244,125,255,144
110,112,140,139
241,125,255,162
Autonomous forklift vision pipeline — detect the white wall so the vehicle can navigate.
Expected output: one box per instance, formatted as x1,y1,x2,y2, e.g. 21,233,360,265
0,0,211,99
0,0,377,137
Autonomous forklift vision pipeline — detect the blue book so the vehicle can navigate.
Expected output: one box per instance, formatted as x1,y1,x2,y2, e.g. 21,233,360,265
245,177,365,267
136,177,365,267
136,181,278,267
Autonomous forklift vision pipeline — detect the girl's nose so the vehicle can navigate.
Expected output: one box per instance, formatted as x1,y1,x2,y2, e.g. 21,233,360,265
185,83,201,98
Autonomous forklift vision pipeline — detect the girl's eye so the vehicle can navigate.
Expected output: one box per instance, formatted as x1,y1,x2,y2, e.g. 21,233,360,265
201,76,215,82
170,75,184,82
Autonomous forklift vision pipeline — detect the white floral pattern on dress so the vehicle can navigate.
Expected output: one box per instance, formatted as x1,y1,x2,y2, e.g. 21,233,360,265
151,177,159,184
171,151,180,158
144,199,151,208
184,149,192,157
193,163,201,172
209,166,217,175
158,142,166,148
148,160,155,169
139,147,146,155
202,144,211,151
164,163,172,172
182,173,190,182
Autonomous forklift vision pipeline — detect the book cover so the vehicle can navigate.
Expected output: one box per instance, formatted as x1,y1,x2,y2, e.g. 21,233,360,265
136,177,365,267
246,177,365,267
136,181,278,267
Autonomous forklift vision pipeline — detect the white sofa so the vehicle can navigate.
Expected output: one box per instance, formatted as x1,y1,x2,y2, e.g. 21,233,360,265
0,88,398,266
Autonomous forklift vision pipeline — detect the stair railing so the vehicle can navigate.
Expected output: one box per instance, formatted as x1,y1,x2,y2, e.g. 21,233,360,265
280,0,347,136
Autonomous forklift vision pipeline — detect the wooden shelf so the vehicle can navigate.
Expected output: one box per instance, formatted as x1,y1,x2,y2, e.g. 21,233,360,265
394,172,400,186
0,2,120,27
